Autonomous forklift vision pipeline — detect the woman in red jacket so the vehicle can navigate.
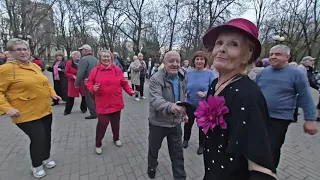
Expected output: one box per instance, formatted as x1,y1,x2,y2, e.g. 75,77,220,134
86,50,137,155
64,51,86,115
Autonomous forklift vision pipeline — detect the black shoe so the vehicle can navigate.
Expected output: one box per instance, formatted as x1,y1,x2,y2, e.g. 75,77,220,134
64,112,70,116
147,167,156,179
197,146,204,155
182,140,188,148
81,110,87,114
85,115,97,119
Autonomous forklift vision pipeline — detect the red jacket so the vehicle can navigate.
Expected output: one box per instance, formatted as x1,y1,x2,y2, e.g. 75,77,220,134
65,60,85,97
32,59,44,71
86,64,133,114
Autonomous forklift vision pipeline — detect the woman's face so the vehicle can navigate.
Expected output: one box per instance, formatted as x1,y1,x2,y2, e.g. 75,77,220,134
194,56,205,69
72,53,81,61
100,52,113,66
212,32,252,73
10,43,30,62
56,56,63,61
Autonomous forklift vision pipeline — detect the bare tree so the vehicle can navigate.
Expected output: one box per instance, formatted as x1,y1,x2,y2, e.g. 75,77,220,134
252,0,279,30
88,0,121,51
118,0,148,54
164,0,181,50
3,0,57,54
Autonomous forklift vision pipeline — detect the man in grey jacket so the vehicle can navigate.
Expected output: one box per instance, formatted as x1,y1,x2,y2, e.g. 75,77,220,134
147,51,187,180
75,44,98,119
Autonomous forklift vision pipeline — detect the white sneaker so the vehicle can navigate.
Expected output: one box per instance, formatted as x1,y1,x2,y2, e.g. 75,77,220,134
141,96,146,99
96,147,102,155
114,140,122,147
31,165,46,179
135,97,140,101
43,158,56,169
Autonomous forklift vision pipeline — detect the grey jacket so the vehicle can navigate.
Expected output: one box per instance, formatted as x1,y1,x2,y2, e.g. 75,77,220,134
149,69,186,128
75,54,98,87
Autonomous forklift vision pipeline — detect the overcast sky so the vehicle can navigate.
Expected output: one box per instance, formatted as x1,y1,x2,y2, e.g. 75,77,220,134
240,8,256,23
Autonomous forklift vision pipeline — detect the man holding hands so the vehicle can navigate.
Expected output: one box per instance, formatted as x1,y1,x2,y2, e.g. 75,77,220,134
147,51,187,180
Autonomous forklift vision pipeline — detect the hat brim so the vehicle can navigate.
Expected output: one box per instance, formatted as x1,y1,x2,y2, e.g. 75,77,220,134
203,25,261,61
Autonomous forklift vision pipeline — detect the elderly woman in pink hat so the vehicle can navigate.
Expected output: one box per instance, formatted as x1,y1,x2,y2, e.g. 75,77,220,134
195,18,276,180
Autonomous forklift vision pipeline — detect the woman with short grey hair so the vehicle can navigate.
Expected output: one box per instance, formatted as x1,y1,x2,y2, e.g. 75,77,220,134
0,38,61,178
137,53,147,99
64,51,87,115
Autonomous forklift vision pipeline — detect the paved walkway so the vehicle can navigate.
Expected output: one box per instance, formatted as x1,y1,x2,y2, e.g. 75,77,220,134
0,73,319,180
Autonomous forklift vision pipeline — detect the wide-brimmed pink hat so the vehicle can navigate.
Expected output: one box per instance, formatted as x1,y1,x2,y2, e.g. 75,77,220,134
203,18,261,62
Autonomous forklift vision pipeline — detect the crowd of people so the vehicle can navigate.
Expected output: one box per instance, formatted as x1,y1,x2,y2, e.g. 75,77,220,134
0,18,319,180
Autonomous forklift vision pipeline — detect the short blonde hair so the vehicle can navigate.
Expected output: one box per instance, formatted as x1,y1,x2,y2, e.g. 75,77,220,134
133,55,138,60
70,51,81,58
98,50,114,61
6,38,29,51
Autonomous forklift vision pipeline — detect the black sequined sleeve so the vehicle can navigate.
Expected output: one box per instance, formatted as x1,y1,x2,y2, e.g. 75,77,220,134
225,89,275,173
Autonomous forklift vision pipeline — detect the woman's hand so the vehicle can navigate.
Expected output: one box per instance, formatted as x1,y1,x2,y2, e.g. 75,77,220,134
197,91,206,98
73,75,76,80
6,109,20,117
181,114,188,123
51,95,62,101
131,91,139,96
93,83,100,92
57,68,62,71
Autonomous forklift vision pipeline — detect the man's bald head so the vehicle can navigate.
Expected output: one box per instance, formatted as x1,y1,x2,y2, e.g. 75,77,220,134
163,51,181,75
164,51,180,62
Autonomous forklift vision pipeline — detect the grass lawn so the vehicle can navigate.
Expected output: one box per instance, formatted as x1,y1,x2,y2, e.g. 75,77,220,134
45,61,54,67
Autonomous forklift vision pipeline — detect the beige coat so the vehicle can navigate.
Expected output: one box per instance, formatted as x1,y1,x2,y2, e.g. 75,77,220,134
130,60,141,85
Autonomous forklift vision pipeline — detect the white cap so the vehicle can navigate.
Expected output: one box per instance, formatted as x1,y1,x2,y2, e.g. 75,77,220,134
79,44,92,50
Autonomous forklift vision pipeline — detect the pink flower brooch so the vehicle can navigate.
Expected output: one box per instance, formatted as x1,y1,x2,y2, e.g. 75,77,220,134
194,95,229,134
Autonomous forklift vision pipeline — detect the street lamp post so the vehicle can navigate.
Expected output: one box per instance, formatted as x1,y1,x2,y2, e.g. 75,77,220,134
272,35,285,43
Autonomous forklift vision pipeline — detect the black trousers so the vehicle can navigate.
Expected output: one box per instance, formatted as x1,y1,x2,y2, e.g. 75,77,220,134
148,123,186,180
132,84,140,98
183,109,205,146
128,72,131,80
64,96,87,113
268,118,291,171
53,80,62,104
16,114,53,167
139,77,145,97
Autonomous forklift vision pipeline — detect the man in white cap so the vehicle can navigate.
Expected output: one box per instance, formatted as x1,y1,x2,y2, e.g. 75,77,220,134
113,52,124,71
75,44,98,119
297,56,320,121
298,56,316,82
